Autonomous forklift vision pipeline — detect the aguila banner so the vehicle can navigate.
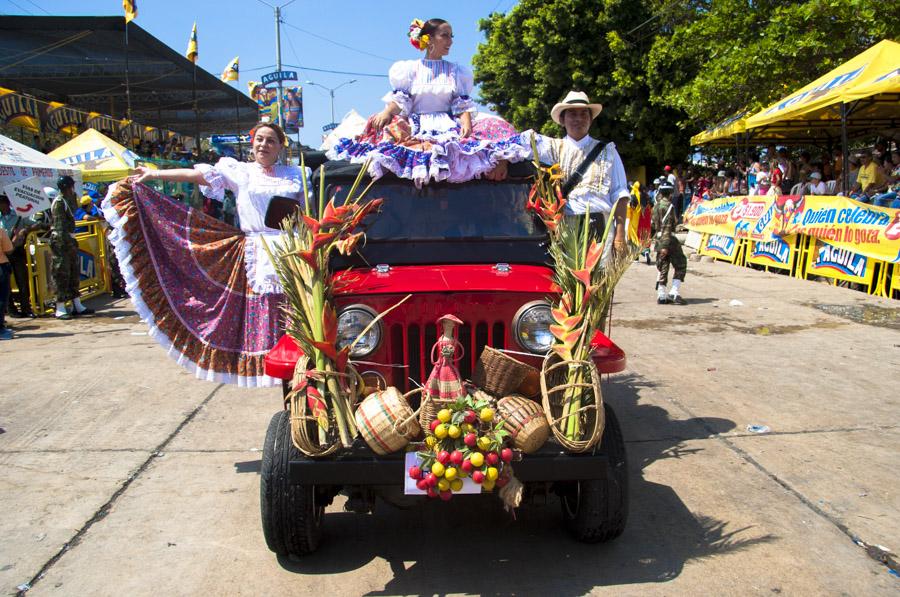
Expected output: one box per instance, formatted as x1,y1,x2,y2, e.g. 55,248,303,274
684,195,900,263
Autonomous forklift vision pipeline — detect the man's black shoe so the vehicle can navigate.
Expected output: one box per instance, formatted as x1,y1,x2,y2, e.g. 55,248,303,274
657,295,670,305
669,294,686,305
56,312,73,320
73,307,96,317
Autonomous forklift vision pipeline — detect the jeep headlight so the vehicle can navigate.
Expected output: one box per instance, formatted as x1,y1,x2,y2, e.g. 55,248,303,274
513,301,554,354
337,306,381,357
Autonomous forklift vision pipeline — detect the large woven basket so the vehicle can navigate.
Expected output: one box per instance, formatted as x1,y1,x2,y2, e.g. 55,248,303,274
288,361,361,458
497,394,550,454
355,387,422,455
473,346,539,397
539,353,605,453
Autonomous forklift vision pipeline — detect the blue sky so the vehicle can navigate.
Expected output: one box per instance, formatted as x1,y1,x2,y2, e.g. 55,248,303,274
1,0,518,145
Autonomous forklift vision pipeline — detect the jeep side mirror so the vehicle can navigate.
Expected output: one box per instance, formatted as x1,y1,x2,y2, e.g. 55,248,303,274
265,196,304,230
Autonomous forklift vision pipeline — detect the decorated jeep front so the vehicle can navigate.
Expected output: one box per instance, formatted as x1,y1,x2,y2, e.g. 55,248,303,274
260,158,629,558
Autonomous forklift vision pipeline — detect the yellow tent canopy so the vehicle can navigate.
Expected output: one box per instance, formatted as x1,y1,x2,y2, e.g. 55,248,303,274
745,39,900,131
690,111,750,146
48,128,153,183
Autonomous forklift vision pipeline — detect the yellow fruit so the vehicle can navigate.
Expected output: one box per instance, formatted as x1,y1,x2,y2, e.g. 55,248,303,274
486,466,499,481
477,436,492,451
434,424,448,439
437,478,450,491
431,462,445,477
444,467,458,481
450,479,463,492
425,436,436,448
462,423,475,433
437,409,452,423
482,479,496,491
469,452,484,468
448,425,461,439
480,407,494,422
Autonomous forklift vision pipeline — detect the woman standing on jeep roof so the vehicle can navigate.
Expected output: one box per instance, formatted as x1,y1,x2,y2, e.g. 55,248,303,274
102,122,309,388
326,18,528,187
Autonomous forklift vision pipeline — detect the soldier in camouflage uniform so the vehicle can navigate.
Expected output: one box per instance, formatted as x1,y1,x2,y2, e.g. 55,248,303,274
49,176,93,320
651,181,687,305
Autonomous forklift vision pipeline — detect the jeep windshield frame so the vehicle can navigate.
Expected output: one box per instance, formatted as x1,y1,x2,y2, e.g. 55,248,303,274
321,161,550,268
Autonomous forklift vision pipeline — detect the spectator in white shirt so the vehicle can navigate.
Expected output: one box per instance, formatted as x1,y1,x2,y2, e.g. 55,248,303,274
807,171,827,195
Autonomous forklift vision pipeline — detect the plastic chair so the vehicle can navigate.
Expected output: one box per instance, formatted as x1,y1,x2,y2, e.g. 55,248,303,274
826,180,837,194
789,182,804,196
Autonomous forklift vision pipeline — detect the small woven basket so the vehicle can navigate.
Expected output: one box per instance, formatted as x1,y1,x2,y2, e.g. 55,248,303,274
497,394,550,454
418,391,457,431
288,361,361,458
355,387,422,455
539,353,605,453
473,346,539,397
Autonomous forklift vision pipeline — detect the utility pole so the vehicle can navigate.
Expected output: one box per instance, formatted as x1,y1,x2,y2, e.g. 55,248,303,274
274,6,284,129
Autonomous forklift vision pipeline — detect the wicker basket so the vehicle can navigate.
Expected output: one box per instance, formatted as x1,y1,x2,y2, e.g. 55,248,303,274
497,394,550,454
418,390,457,431
515,367,542,399
539,353,605,453
473,346,539,397
288,362,361,458
355,387,422,455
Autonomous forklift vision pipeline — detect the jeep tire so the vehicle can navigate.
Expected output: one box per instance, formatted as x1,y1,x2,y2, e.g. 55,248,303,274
260,410,323,556
559,402,629,543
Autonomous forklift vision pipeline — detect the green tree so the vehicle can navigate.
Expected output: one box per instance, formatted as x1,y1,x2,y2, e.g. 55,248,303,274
645,0,900,129
473,0,691,165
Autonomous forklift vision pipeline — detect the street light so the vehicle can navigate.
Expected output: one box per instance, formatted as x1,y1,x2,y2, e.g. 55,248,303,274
305,79,357,127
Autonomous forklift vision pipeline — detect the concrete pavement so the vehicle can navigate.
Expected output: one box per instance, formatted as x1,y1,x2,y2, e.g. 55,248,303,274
0,257,897,595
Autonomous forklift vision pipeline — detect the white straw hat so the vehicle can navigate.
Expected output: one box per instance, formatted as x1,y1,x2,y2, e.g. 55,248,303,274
550,91,603,125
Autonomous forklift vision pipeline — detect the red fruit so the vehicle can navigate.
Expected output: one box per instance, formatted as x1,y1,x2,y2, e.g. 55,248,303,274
496,476,509,488
430,419,440,433
436,450,451,465
425,473,438,487
501,448,514,463
427,487,439,499
439,490,453,501
408,466,422,480
464,410,477,424
450,450,464,465
472,470,485,484
486,452,500,466
461,459,473,473
416,479,429,491
464,433,477,447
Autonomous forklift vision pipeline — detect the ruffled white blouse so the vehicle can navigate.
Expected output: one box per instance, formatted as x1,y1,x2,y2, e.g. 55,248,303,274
195,157,310,294
383,59,476,116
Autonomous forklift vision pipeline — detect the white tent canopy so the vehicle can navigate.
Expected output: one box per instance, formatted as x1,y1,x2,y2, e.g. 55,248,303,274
0,133,83,197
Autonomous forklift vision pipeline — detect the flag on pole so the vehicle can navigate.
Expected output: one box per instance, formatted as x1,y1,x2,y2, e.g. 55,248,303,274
186,23,198,63
123,0,137,22
220,56,239,82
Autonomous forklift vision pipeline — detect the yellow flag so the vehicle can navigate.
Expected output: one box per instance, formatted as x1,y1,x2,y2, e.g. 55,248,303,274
186,23,198,63
220,56,239,82
123,0,137,22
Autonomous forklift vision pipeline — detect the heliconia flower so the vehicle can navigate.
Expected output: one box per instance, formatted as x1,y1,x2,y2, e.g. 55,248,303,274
551,343,573,361
311,231,338,251
544,218,559,232
336,231,364,255
584,241,604,271
322,305,338,346
296,249,318,269
555,186,565,202
570,268,593,288
305,384,329,431
348,198,383,231
335,346,350,373
320,199,353,228
302,215,321,234
560,293,574,312
550,324,581,348
312,340,338,362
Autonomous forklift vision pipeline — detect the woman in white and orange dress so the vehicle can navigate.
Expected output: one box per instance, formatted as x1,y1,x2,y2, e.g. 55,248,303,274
104,122,308,387
327,18,528,187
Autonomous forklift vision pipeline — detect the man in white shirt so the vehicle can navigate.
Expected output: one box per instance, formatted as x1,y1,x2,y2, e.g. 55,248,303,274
807,171,827,195
494,91,631,251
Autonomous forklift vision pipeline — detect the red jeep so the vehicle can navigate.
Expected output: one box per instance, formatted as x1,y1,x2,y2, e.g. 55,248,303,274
260,157,628,557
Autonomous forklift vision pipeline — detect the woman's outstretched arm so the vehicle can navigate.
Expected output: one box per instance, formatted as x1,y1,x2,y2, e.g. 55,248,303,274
130,166,208,186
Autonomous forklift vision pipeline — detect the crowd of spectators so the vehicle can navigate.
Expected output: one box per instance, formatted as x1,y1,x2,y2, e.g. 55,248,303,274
645,140,900,221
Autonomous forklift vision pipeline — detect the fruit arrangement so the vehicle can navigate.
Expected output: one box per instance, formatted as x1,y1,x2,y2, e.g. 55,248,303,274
408,393,516,500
